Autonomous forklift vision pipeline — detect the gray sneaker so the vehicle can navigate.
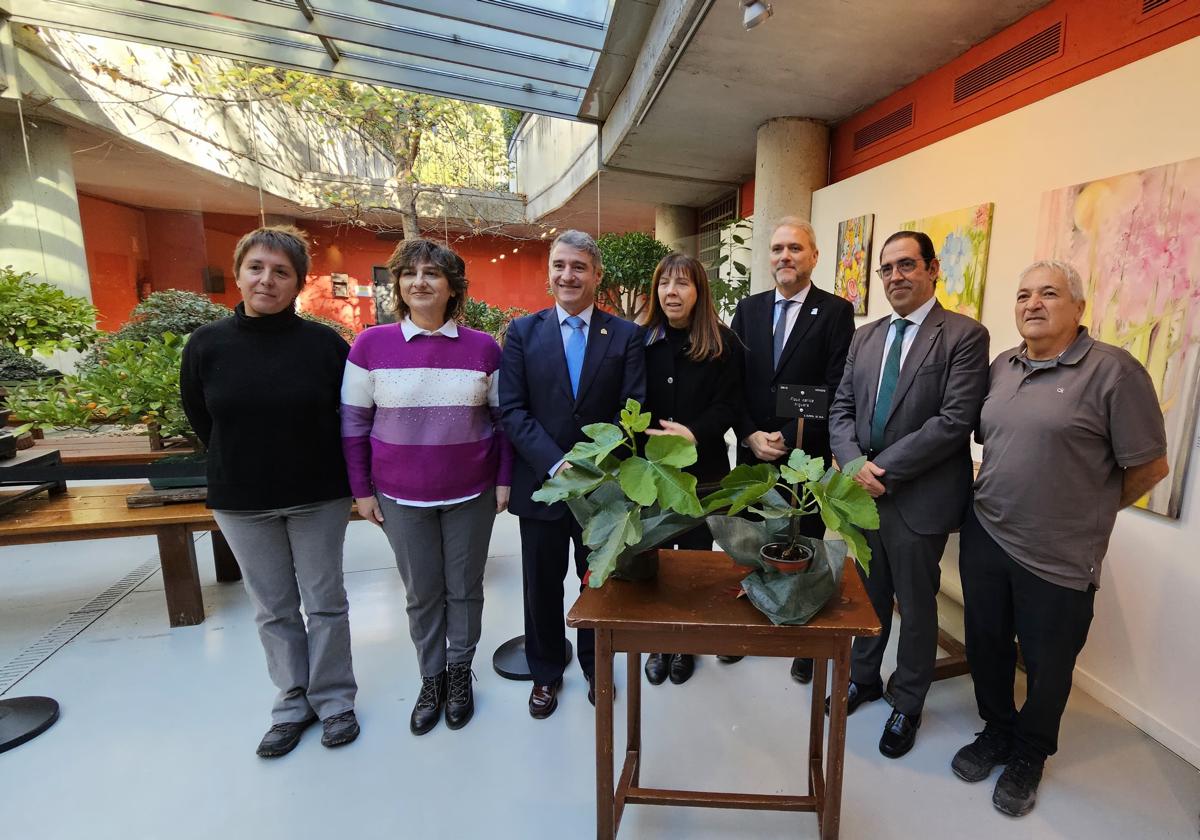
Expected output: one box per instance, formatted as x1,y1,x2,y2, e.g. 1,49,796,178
321,710,360,748
255,715,318,758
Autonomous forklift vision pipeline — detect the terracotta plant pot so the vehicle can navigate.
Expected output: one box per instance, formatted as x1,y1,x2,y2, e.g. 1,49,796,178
760,542,814,574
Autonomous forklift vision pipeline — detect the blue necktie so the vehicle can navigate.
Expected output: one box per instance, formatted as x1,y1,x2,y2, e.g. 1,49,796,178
565,315,586,397
870,318,912,452
773,299,795,369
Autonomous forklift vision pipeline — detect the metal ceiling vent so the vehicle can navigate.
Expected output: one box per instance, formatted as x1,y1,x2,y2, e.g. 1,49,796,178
953,20,1064,103
852,102,915,152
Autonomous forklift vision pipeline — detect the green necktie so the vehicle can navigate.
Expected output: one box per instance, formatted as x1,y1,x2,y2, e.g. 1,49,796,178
870,318,911,452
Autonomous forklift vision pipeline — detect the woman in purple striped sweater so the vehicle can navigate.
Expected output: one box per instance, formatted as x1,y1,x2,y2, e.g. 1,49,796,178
341,239,512,736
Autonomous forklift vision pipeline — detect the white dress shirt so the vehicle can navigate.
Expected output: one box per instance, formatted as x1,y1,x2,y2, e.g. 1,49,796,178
548,303,595,477
773,284,812,347
875,295,937,400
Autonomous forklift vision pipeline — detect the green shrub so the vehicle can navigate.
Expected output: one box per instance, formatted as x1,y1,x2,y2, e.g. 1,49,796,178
462,299,527,338
0,265,99,355
110,290,231,343
299,311,355,342
0,344,58,383
596,232,671,322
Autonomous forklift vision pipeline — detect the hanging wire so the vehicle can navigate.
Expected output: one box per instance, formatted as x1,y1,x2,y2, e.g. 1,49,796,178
15,98,52,284
245,97,267,226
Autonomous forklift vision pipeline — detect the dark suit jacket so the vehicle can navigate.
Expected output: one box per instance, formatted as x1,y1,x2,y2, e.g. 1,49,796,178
642,324,742,486
828,300,989,535
731,284,855,464
500,306,646,521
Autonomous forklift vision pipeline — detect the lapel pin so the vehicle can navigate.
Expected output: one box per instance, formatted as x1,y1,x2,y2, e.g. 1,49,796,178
810,307,818,315
600,328,608,335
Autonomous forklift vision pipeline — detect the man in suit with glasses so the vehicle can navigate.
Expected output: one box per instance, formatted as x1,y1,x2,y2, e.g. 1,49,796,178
828,230,989,758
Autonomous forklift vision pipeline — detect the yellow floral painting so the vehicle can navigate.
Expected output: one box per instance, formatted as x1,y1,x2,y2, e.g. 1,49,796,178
834,214,873,315
901,203,994,320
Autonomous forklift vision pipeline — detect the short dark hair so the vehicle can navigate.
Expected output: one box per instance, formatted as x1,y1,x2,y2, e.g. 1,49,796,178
232,225,310,287
386,238,468,323
881,230,936,264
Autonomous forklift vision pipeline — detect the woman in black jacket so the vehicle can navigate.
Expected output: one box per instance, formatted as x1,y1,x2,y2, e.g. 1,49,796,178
640,252,742,686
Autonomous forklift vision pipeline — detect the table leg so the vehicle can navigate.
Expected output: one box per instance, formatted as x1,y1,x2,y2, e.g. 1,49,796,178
211,530,242,583
627,650,641,786
809,654,829,796
822,641,851,840
595,629,615,840
157,525,204,627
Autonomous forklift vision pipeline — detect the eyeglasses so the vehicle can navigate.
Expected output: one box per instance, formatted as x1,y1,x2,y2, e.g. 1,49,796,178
876,258,927,280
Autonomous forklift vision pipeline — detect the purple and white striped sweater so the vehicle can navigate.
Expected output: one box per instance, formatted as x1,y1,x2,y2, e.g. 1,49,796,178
340,323,513,503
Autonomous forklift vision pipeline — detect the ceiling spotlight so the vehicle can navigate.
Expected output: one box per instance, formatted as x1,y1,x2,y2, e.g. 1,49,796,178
741,0,772,30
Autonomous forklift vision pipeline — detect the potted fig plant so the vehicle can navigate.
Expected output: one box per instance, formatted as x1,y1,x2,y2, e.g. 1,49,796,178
701,450,879,625
532,399,704,588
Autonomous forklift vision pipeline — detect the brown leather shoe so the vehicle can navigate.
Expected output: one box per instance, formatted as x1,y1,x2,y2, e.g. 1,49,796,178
529,678,562,719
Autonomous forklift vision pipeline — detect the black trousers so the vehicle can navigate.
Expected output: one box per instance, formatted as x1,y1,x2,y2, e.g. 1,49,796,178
960,505,1095,760
519,515,594,686
850,496,947,716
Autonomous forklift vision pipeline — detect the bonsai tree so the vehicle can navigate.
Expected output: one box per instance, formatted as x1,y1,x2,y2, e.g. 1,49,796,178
703,450,879,573
0,265,98,356
0,345,58,384
80,290,230,371
4,333,196,447
532,399,704,587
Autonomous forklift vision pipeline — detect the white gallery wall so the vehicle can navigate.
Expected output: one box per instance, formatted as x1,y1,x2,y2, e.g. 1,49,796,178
810,35,1200,769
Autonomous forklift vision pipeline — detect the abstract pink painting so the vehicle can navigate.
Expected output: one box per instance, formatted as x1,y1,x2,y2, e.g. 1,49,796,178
1035,157,1200,518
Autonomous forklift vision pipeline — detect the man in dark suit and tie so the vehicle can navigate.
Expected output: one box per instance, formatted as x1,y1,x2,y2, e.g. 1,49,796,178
500,230,646,719
729,217,856,683
828,230,989,757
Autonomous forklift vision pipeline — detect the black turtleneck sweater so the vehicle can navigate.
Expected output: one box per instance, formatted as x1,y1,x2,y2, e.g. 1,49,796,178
180,304,351,510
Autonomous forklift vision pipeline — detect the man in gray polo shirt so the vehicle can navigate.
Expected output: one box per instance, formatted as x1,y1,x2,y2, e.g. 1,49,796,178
952,259,1168,818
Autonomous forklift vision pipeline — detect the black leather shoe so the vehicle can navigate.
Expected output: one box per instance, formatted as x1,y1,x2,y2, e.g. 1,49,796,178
879,709,921,758
668,654,695,684
825,680,884,716
716,655,743,663
410,672,446,736
790,657,814,684
256,714,318,757
529,678,562,719
644,653,669,685
445,663,474,730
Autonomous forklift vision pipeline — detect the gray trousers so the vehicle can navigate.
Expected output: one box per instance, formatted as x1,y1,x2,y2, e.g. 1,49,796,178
850,495,948,717
213,497,356,724
377,490,496,678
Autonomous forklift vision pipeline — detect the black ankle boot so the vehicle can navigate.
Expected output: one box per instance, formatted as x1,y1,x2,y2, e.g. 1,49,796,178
445,663,474,730
410,672,446,736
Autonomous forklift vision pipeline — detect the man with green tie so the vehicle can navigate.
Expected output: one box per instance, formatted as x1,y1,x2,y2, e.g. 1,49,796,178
827,230,990,758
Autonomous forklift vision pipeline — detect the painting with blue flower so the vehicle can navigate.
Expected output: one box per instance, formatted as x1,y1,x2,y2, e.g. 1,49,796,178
899,202,994,320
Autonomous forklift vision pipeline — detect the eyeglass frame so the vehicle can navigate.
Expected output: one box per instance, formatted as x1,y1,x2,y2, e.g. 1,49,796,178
875,257,931,281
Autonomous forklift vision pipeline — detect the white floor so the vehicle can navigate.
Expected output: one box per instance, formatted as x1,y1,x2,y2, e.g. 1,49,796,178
1,511,1197,839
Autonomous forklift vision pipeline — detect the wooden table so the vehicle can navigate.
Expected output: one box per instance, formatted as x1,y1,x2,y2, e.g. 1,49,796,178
567,550,882,840
0,483,238,628
29,435,193,464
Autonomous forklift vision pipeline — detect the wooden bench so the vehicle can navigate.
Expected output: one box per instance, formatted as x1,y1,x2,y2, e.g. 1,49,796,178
0,483,239,628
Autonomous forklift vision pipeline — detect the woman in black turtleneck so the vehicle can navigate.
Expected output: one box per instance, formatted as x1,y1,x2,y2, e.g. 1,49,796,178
180,225,359,758
639,253,743,687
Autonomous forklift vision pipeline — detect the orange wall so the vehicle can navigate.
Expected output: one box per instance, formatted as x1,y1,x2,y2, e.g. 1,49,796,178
830,0,1200,181
78,194,147,330
79,198,552,333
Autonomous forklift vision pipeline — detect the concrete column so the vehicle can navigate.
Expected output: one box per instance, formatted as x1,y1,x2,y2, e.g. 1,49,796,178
750,117,829,293
0,114,91,300
654,203,698,257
